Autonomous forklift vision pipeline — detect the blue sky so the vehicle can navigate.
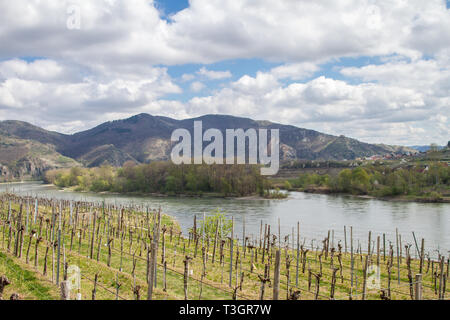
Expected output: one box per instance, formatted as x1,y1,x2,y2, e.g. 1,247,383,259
155,0,189,17
0,0,449,145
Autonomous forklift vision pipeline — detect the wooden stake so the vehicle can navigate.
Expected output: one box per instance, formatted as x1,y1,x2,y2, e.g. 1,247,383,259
273,250,281,300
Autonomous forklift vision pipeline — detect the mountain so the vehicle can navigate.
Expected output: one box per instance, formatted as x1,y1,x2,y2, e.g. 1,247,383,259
0,114,418,178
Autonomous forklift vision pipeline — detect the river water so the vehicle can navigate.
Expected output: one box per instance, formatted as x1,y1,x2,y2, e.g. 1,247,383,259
1,182,449,257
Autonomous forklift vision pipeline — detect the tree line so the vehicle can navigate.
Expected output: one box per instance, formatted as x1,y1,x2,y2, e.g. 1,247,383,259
286,162,450,199
44,161,270,197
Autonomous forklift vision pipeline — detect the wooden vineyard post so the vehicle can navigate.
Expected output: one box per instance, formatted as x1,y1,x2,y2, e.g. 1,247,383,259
7,220,12,253
90,211,96,259
439,256,445,300
376,236,380,267
362,255,368,300
396,228,400,284
147,242,156,300
296,221,300,287
273,250,281,300
70,228,74,251
34,237,42,268
242,216,246,258
26,230,35,264
107,238,112,267
119,231,124,271
43,245,49,276
92,274,98,300
261,224,267,264
163,261,167,292
419,238,425,274
212,218,219,264
78,229,82,254
115,273,121,301
154,210,161,288
350,226,354,300
414,274,422,300
96,234,102,262
56,204,62,285
161,226,167,265
199,247,207,299
183,256,192,300
229,216,234,288
285,255,292,300
25,200,29,234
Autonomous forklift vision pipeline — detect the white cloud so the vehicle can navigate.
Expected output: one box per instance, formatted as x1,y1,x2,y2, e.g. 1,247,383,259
181,73,195,82
0,59,75,82
197,67,232,80
2,0,449,66
0,58,182,132
270,63,319,80
190,81,205,92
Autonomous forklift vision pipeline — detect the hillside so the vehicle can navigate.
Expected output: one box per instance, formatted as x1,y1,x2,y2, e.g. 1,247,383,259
0,114,418,178
0,134,80,181
57,113,417,162
77,144,138,167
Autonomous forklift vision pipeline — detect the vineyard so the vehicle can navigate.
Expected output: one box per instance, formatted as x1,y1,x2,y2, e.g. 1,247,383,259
0,193,448,300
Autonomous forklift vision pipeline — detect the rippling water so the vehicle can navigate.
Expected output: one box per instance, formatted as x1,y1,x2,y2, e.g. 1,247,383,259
1,181,449,257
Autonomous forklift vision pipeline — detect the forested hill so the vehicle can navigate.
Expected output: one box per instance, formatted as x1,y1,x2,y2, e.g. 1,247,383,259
0,114,417,180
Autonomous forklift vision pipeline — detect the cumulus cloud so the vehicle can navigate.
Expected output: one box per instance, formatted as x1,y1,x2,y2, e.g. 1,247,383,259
196,67,232,80
190,81,205,92
0,0,448,145
270,63,319,81
184,57,450,145
0,58,182,132
2,0,449,66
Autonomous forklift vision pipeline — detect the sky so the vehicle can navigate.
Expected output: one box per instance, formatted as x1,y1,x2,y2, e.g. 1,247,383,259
0,0,449,146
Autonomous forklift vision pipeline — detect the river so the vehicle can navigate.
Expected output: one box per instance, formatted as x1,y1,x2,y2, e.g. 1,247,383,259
1,181,449,257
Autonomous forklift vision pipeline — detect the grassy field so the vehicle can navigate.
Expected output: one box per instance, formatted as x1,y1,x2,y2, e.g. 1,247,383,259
0,251,59,300
0,193,448,300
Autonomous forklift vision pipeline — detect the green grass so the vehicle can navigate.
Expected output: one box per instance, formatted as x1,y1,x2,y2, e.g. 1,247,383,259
0,252,59,300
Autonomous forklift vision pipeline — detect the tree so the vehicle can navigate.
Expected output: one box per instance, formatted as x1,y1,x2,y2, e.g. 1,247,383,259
351,167,370,194
190,209,233,239
284,180,293,190
337,169,352,192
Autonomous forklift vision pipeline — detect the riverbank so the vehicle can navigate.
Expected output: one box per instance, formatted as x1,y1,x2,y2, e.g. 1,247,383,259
62,182,449,203
60,185,287,200
291,186,450,203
